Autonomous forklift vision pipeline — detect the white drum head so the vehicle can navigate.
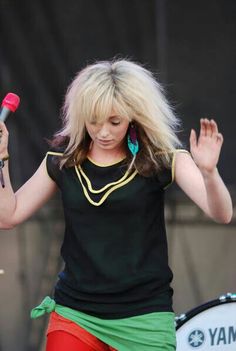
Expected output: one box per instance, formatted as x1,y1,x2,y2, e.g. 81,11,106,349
176,301,236,350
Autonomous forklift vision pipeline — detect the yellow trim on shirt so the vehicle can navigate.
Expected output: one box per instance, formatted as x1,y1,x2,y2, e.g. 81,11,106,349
45,152,64,180
75,166,138,206
164,149,190,190
46,151,64,157
87,156,126,167
171,149,190,183
78,165,131,194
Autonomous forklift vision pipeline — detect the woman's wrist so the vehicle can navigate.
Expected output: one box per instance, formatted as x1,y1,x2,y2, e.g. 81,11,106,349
200,166,219,181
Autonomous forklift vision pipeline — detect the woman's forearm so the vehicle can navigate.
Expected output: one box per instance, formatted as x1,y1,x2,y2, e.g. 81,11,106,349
0,161,17,229
202,167,233,224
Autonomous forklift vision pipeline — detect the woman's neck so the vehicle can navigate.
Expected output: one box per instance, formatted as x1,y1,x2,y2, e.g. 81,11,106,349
87,143,127,165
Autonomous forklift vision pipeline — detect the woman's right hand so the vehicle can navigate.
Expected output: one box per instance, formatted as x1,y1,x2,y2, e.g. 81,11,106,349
0,121,9,158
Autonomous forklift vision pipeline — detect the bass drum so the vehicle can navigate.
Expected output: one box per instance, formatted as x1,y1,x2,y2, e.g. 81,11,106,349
175,293,236,350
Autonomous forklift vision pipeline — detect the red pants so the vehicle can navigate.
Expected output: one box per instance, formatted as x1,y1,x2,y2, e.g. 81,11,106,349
46,312,117,351
46,331,116,351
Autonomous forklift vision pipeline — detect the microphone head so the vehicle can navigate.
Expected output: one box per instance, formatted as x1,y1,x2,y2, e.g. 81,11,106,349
1,93,20,112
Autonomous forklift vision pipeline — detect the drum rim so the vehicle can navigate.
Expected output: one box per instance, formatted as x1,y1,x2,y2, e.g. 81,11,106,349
175,293,236,330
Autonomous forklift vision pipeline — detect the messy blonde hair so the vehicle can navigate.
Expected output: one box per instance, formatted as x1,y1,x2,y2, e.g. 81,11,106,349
51,58,182,176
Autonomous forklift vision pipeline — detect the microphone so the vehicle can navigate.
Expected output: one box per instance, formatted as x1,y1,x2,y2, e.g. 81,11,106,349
0,92,20,122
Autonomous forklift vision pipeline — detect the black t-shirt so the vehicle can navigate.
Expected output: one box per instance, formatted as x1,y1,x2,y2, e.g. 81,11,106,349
46,151,174,319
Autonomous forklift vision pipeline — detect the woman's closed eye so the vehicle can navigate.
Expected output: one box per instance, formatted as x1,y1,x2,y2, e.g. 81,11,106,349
109,117,122,125
111,121,121,125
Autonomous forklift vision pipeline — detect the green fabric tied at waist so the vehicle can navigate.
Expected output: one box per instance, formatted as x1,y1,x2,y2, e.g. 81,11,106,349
30,297,176,350
30,296,56,319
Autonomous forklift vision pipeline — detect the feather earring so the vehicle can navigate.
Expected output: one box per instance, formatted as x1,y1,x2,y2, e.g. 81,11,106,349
127,123,139,156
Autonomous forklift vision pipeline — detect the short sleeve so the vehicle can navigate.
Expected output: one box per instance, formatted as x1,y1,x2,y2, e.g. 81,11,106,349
46,150,64,186
159,149,190,189
157,165,172,189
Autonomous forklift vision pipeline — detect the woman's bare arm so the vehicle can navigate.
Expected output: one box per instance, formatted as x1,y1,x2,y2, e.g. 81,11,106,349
0,157,57,229
174,119,232,224
0,121,57,229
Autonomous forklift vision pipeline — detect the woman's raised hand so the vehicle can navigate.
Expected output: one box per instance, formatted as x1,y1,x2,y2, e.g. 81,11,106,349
0,121,9,158
190,119,224,176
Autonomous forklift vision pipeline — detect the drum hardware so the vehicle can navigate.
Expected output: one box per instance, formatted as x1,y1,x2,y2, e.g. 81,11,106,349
175,313,186,326
219,292,236,302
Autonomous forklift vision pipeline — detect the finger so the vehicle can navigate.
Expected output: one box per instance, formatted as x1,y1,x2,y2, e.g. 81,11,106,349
0,123,3,139
190,129,197,149
217,132,224,145
210,119,218,138
205,118,212,137
0,130,8,143
209,119,215,138
0,122,9,147
0,121,8,134
200,118,206,137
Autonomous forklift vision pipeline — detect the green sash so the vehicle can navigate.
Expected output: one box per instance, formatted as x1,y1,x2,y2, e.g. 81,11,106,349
31,296,176,351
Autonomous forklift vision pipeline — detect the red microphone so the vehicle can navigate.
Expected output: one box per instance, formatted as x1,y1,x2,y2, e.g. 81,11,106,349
0,92,20,122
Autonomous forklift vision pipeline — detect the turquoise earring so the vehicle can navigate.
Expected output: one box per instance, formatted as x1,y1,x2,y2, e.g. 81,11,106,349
127,123,139,156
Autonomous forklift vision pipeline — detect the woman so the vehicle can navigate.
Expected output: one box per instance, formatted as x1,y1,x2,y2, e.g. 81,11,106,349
0,59,232,351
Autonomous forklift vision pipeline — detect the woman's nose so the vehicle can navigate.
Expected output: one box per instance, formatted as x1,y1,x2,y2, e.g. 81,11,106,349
99,124,109,137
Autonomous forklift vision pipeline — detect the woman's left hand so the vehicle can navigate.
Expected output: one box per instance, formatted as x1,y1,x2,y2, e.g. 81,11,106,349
190,118,224,176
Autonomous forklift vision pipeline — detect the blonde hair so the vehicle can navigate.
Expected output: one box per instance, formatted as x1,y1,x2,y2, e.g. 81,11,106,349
51,59,182,175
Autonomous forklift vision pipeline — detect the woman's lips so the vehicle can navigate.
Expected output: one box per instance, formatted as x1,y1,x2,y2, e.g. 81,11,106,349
98,139,113,144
